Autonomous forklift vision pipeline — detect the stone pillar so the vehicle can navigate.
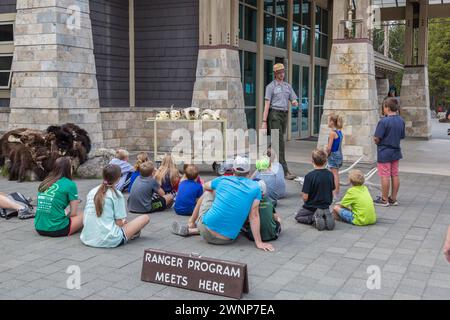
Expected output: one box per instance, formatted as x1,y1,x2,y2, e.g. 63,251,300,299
192,0,247,132
400,0,431,139
400,66,431,139
317,0,379,163
9,0,103,149
376,77,389,112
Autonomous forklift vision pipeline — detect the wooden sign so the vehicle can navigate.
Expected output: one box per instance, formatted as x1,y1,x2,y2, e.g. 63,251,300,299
141,248,249,299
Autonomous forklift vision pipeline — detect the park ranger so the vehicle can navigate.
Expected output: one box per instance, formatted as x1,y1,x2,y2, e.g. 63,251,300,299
261,63,299,180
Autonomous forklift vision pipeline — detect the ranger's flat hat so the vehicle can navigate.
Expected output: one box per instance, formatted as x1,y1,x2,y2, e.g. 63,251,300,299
273,63,285,72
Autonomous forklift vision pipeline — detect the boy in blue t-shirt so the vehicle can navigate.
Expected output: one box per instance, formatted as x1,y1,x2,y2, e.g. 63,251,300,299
373,97,406,207
174,165,203,216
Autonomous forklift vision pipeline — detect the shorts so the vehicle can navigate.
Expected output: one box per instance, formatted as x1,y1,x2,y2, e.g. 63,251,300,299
377,160,399,178
197,216,234,245
328,151,343,169
338,207,355,225
117,228,128,247
36,218,72,237
197,191,214,220
242,220,281,242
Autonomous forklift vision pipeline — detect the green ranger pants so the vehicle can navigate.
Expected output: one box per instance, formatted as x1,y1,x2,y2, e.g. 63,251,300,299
268,109,289,174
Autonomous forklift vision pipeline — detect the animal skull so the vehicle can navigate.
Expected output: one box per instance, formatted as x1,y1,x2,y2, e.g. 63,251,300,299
183,107,200,120
170,109,181,120
155,111,170,120
201,109,221,120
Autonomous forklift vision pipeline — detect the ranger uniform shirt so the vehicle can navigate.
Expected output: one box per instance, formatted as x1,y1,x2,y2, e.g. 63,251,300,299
265,80,298,111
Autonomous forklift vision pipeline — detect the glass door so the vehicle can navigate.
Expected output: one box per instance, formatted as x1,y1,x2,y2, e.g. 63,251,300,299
291,64,310,139
301,66,310,138
291,64,300,138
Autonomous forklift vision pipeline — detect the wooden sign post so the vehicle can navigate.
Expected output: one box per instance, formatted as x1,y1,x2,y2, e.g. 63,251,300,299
141,248,249,299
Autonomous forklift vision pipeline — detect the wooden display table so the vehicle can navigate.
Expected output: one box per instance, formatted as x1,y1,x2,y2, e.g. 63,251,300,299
145,118,228,163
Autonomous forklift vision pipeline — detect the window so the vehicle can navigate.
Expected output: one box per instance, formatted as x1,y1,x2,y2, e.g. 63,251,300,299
0,22,14,90
264,0,288,49
239,51,257,130
0,55,13,88
276,18,287,49
239,1,258,42
314,6,329,59
0,24,13,42
292,0,311,55
313,65,327,135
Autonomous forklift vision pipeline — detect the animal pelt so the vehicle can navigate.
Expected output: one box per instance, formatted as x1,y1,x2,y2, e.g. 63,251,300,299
0,123,91,182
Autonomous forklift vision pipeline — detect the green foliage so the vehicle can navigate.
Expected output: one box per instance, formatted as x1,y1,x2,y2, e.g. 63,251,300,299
428,18,450,106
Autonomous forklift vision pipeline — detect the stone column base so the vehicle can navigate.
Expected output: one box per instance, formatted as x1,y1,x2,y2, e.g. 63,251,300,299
400,66,431,139
318,41,379,163
192,48,247,131
8,0,104,150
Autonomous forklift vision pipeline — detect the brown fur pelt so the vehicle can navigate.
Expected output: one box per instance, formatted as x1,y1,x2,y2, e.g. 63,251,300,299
0,123,91,182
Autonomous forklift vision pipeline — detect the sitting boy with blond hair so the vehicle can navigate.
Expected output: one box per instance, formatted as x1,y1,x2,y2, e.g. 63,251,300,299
332,170,377,226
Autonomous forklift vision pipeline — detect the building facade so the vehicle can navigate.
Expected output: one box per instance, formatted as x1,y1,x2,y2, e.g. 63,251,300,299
0,0,332,151
0,0,442,162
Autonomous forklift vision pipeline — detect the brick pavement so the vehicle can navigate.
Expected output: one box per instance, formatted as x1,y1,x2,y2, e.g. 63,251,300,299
0,162,449,300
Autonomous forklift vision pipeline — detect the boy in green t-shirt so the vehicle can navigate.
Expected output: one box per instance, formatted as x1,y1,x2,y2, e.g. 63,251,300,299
332,170,377,226
242,180,281,241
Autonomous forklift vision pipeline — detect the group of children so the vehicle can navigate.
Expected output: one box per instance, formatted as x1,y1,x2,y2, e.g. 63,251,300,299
295,96,405,230
29,97,405,249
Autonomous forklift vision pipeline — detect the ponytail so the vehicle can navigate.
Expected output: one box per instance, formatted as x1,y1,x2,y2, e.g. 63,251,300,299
329,114,344,130
94,164,122,217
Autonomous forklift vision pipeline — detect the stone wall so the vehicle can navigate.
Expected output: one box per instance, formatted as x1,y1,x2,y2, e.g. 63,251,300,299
100,108,228,156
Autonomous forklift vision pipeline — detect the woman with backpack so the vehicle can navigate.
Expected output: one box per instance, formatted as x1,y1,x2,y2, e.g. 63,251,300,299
34,157,83,237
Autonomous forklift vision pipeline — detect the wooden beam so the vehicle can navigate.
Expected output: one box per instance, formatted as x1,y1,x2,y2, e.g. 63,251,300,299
129,0,135,108
417,0,428,66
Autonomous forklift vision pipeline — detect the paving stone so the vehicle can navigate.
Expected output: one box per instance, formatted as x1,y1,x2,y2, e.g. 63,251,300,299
0,167,449,300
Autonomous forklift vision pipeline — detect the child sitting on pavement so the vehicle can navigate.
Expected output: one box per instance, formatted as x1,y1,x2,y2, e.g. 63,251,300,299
241,180,281,242
127,152,149,193
128,161,174,213
174,164,204,216
295,149,335,231
180,163,204,185
332,170,377,226
251,156,281,206
109,149,134,192
81,164,150,248
155,154,181,197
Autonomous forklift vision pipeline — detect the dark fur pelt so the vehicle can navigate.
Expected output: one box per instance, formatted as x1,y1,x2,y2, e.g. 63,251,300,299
0,123,91,182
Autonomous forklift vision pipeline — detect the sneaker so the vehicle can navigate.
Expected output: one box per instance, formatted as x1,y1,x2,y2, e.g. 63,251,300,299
322,209,335,231
129,231,141,241
285,173,297,180
171,221,189,237
294,176,304,184
313,210,326,231
388,197,399,206
4,210,18,220
374,196,389,207
18,207,35,220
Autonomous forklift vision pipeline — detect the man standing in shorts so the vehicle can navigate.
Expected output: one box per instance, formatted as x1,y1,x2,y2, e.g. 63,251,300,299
373,97,406,207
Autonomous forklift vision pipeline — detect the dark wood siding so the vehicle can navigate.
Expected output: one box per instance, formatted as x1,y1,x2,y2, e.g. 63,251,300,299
90,0,130,108
0,1,16,13
134,0,199,108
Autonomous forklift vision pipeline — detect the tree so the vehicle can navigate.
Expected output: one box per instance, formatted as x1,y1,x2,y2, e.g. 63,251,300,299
428,18,450,109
